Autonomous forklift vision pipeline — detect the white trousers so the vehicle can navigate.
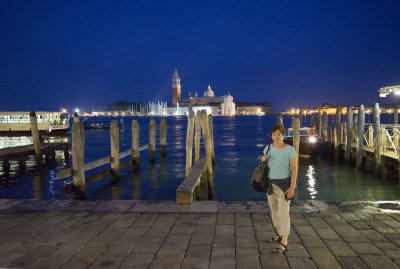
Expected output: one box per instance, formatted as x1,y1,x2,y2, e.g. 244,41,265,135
267,184,291,235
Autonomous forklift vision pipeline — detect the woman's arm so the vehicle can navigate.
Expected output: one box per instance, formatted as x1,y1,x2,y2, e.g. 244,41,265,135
285,157,298,199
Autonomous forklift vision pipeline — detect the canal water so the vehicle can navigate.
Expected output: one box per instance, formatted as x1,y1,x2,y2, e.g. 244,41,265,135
0,114,399,201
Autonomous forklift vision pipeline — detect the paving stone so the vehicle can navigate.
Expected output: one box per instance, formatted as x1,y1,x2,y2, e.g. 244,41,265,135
186,244,211,258
365,220,398,233
197,215,216,225
145,226,171,237
259,252,289,268
349,242,382,255
86,235,119,247
339,213,361,221
236,247,259,263
193,224,215,234
251,212,269,223
348,220,371,230
315,228,341,240
120,253,155,267
371,213,392,220
288,231,302,243
235,226,255,237
287,257,317,269
325,240,357,257
307,247,342,269
181,257,209,269
360,254,400,268
169,226,195,235
215,224,234,235
355,212,376,221
294,225,318,236
209,256,235,269
124,227,148,235
88,257,125,269
213,234,235,244
236,236,257,247
190,233,214,244
236,262,262,269
308,220,331,229
285,243,310,258
216,213,234,225
149,257,184,269
359,229,388,242
299,235,326,247
235,213,253,226
291,218,309,226
188,201,218,212
336,256,368,269
211,243,235,257
381,219,400,228
155,248,185,259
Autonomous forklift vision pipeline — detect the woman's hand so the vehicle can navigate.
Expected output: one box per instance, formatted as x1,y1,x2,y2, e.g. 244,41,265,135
261,155,268,162
285,187,295,199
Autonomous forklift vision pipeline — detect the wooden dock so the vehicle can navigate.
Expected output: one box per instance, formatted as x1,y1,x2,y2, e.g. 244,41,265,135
0,142,69,161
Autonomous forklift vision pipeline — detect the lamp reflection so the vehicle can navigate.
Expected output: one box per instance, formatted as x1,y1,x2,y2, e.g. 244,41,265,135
306,165,317,199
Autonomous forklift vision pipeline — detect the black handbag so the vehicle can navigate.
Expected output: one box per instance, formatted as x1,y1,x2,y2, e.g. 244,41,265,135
250,144,270,192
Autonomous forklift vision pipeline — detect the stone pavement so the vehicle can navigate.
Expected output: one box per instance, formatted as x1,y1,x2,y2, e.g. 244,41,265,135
0,199,400,268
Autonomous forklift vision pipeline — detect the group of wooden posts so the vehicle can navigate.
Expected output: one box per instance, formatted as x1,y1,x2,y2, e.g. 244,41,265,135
57,114,167,198
277,103,391,174
176,110,215,203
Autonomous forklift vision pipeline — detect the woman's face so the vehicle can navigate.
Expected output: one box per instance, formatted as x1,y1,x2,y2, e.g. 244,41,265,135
271,130,284,143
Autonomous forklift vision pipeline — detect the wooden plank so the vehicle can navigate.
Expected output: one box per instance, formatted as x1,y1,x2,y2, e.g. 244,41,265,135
85,156,111,171
120,149,131,159
176,158,206,203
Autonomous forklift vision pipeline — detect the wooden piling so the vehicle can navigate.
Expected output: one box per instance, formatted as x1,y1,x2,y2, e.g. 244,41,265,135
29,111,41,165
276,112,283,127
395,106,398,125
71,122,85,198
298,109,303,128
73,112,79,123
335,107,341,160
194,111,201,162
345,106,353,163
149,119,156,163
310,113,316,129
185,111,195,176
200,110,213,178
373,103,381,173
160,118,167,156
322,112,328,142
293,117,300,160
132,120,140,167
208,114,215,162
356,105,365,170
316,113,322,137
110,120,119,177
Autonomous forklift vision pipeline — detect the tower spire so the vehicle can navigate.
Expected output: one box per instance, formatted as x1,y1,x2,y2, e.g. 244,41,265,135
172,68,181,106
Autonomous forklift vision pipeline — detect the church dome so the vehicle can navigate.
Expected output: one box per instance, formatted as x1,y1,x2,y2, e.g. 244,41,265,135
204,84,215,97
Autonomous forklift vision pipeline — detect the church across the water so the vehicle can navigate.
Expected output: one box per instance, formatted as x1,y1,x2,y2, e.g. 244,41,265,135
168,68,272,116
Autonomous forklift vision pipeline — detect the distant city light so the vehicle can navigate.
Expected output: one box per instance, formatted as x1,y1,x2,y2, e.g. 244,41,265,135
379,85,400,97
75,108,79,114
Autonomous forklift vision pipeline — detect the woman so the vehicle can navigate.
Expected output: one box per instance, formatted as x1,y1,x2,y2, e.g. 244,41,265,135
261,124,297,254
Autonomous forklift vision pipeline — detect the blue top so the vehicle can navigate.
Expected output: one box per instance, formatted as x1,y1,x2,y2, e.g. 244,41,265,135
263,144,297,179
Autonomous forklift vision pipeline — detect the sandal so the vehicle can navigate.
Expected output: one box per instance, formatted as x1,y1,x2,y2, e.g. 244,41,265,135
273,242,289,254
267,233,282,243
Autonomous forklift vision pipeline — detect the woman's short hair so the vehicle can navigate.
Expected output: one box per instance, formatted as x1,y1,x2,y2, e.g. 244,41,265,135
270,124,285,136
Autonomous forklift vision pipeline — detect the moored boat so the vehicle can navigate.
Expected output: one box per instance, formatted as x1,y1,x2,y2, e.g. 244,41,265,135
284,127,322,157
0,111,70,136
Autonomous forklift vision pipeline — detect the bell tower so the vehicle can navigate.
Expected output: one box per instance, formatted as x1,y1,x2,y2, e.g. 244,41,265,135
172,68,181,106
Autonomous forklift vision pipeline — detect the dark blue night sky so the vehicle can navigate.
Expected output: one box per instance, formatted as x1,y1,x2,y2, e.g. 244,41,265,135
1,0,400,112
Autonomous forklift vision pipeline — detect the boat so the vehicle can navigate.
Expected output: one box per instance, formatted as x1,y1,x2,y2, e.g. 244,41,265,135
0,111,70,136
284,127,322,157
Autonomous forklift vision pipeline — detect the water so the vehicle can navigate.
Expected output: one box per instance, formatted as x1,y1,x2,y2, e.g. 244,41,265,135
0,114,399,201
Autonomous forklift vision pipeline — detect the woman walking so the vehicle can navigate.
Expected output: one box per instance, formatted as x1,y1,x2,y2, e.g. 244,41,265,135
261,124,298,253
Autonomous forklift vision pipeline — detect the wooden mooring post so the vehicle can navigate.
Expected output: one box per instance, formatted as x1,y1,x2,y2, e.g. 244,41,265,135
356,105,365,170
185,111,195,176
29,111,41,165
201,110,213,178
293,117,300,161
73,112,79,122
316,112,322,137
345,106,353,163
298,109,303,128
149,119,156,163
160,119,167,156
322,112,328,142
194,111,201,162
209,114,215,162
373,103,382,174
110,120,119,177
395,106,399,125
276,112,283,127
71,122,85,198
334,107,341,160
132,120,140,167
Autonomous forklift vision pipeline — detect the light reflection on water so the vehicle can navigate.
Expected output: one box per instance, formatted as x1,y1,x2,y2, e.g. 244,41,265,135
0,115,399,201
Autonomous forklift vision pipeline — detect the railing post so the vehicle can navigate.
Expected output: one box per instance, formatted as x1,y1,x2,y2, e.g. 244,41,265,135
356,105,365,170
29,111,41,165
110,120,119,177
373,103,381,174
345,106,353,163
132,120,140,167
149,119,156,163
72,122,85,198
185,111,195,176
160,118,167,156
194,111,201,162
